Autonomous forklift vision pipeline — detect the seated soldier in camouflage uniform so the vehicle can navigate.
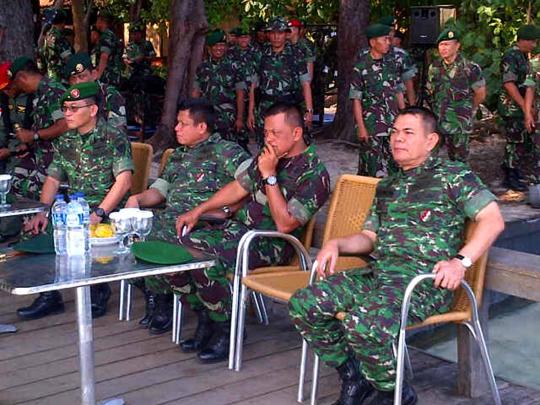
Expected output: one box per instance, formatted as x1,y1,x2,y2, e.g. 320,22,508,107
124,99,250,334
165,103,330,364
289,107,505,405
65,52,126,130
20,82,133,321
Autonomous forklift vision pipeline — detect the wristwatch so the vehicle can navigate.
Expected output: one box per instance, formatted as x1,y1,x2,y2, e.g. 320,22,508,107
263,175,278,186
222,205,232,218
454,254,472,269
33,131,40,141
93,207,107,219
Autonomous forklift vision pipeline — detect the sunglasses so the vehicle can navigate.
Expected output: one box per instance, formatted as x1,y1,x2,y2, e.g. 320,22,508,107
61,102,95,113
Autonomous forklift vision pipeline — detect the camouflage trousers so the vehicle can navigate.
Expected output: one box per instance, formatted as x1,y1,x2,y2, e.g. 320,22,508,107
357,135,397,178
215,103,249,150
145,220,293,322
288,267,452,391
503,118,539,182
443,131,470,163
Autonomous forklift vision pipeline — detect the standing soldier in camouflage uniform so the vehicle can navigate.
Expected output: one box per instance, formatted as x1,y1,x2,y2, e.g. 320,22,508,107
8,57,67,200
289,107,505,405
426,28,486,162
123,22,156,80
167,104,330,363
20,81,133,321
247,17,314,147
95,12,123,87
125,99,250,334
351,24,405,177
65,52,126,130
379,16,417,106
192,30,248,150
39,9,73,83
499,24,540,191
287,18,316,81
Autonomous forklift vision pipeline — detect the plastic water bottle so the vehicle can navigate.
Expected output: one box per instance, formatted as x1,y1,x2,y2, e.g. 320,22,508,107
51,194,67,255
74,192,91,253
66,195,85,256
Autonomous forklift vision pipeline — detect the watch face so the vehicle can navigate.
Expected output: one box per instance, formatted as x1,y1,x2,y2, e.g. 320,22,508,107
462,257,472,268
266,176,277,186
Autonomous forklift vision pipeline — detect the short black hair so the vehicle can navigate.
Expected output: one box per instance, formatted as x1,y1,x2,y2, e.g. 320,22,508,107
177,98,216,132
264,102,304,129
394,106,442,146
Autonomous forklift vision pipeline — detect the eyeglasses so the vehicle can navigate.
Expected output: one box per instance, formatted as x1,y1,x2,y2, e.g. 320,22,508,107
61,103,95,113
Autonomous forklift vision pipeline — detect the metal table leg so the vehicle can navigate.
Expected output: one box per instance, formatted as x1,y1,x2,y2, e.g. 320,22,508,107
0,323,17,333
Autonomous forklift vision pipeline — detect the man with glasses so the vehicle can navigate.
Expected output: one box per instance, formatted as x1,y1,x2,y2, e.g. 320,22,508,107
19,81,133,320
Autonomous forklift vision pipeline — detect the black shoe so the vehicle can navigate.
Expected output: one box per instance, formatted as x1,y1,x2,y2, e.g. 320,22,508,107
365,382,417,405
139,290,156,328
504,167,528,191
332,358,374,405
180,309,214,353
90,283,111,319
197,321,230,364
17,291,65,320
148,294,173,335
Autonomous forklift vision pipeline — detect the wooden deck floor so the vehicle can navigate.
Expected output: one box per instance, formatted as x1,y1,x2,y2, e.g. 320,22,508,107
1,284,539,405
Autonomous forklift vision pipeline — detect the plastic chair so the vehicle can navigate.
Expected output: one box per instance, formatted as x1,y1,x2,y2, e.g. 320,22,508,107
130,142,153,195
229,174,380,393
307,223,501,405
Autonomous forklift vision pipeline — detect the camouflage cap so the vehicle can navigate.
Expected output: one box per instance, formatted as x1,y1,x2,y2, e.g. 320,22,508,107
61,81,99,104
206,29,226,46
517,24,540,40
7,56,33,80
265,17,291,32
378,15,396,27
436,27,460,44
366,23,391,39
0,61,11,90
65,52,93,77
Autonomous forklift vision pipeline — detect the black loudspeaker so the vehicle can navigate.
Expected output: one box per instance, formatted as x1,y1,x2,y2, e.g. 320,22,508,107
409,6,456,45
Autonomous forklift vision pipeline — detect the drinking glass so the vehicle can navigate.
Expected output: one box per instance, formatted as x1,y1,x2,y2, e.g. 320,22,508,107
133,210,153,241
109,212,133,254
0,174,12,209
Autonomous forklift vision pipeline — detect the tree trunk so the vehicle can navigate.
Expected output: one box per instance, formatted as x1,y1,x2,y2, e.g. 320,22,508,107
147,0,207,151
129,0,145,23
0,0,34,61
321,0,370,142
71,0,88,52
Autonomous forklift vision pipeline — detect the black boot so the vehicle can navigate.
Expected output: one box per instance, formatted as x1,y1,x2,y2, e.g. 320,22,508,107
139,290,156,328
148,294,173,335
332,357,374,405
180,309,214,353
504,167,528,191
90,283,111,319
197,321,230,364
17,291,64,320
365,382,417,405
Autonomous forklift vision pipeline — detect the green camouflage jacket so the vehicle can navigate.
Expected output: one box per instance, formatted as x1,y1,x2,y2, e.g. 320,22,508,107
293,37,316,64
123,40,156,76
40,26,73,82
426,53,485,135
97,29,123,86
389,46,417,82
229,44,260,85
498,45,533,118
97,81,126,130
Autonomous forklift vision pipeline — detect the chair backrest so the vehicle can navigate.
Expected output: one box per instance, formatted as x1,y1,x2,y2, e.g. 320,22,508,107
322,174,380,243
451,221,489,312
287,217,317,266
131,142,153,194
158,148,175,178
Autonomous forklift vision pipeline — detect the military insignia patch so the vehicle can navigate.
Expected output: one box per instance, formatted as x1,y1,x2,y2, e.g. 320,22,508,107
419,209,431,222
75,63,84,73
448,31,454,39
195,173,205,182
70,88,80,99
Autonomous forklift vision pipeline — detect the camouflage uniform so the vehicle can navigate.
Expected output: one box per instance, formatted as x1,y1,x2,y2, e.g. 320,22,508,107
254,42,310,146
46,118,133,207
193,55,247,145
389,45,417,103
96,81,126,130
154,145,330,322
293,37,316,77
350,48,403,177
498,45,535,172
97,29,123,87
40,26,73,82
123,40,156,78
426,53,485,162
289,156,496,391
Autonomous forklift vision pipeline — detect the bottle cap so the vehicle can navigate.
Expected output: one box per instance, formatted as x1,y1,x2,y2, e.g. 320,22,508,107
55,194,65,200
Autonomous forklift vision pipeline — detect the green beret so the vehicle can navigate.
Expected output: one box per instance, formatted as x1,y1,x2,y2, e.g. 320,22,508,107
61,81,99,104
265,17,291,32
206,29,226,46
7,56,33,79
436,28,460,44
517,24,540,40
366,24,391,40
64,52,93,77
231,26,250,36
378,15,396,27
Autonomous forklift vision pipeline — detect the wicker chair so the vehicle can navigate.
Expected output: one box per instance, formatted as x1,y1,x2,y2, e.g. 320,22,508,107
130,142,153,195
229,174,380,402
158,148,174,177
